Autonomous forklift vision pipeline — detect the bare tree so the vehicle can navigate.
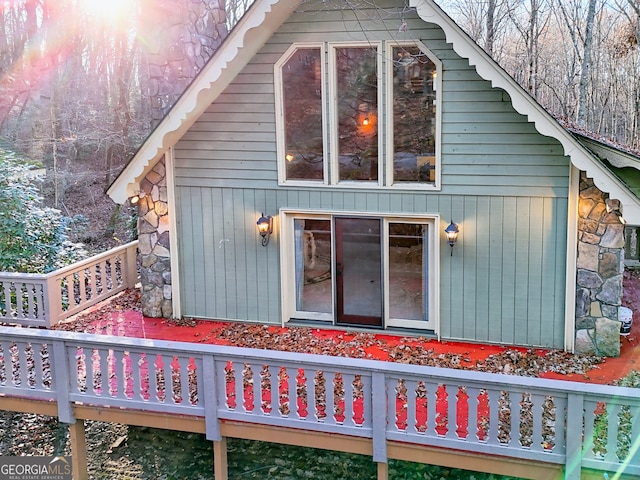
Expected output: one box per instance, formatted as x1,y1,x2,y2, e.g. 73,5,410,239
442,0,639,149
439,0,516,61
0,0,231,247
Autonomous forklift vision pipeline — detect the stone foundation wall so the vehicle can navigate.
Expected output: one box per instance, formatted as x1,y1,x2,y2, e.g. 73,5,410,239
575,173,626,356
138,158,172,318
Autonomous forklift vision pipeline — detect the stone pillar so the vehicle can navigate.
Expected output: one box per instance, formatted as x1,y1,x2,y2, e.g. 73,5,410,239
575,173,626,356
133,1,228,317
138,157,172,318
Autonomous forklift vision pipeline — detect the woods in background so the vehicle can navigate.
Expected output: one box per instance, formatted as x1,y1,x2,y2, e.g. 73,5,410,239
0,0,637,249
440,0,639,148
0,0,250,249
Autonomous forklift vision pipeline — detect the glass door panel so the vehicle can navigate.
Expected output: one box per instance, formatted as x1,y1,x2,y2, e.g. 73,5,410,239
335,217,383,326
388,223,427,321
294,219,332,314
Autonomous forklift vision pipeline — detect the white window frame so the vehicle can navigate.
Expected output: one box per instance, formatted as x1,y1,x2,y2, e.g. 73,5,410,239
275,41,442,190
328,42,383,187
279,209,440,333
274,43,328,186
280,211,334,322
385,41,442,190
384,216,439,330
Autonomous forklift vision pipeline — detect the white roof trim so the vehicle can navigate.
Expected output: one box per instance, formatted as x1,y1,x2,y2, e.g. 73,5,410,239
107,0,297,203
411,0,640,224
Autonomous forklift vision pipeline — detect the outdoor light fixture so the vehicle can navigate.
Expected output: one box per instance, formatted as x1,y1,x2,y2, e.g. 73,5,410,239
444,220,459,256
129,191,146,206
257,213,273,246
605,200,627,224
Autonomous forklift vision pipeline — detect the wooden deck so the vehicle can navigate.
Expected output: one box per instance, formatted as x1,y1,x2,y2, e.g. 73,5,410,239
1,326,639,480
1,244,639,479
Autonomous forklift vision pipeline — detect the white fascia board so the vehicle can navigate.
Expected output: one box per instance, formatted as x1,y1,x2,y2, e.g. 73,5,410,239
108,0,297,204
412,0,640,224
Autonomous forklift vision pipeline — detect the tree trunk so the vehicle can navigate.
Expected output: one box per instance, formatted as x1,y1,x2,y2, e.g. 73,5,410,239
527,0,540,96
485,0,496,56
576,0,597,126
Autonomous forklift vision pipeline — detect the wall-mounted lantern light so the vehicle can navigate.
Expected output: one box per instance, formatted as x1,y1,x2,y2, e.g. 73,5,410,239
129,190,146,206
257,213,273,246
605,200,626,224
444,220,459,256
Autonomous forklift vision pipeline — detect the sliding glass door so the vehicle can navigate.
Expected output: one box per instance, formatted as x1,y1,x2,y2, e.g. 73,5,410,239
286,213,435,331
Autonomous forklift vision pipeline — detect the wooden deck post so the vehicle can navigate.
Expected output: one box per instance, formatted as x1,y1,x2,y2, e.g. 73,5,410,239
44,275,62,327
125,242,139,289
376,462,388,480
69,420,88,480
213,437,228,480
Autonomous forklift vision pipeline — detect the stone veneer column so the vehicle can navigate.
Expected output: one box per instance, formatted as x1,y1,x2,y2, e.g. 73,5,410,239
575,173,626,356
138,157,172,318
133,1,228,316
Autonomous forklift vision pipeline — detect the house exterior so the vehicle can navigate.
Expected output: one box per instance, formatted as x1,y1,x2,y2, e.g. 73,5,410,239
108,0,640,356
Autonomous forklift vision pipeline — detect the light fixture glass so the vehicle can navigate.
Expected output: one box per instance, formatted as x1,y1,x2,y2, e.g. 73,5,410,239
257,213,274,246
129,190,145,206
444,220,459,256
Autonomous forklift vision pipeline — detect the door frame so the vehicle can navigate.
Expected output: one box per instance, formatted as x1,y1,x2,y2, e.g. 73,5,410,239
280,209,441,333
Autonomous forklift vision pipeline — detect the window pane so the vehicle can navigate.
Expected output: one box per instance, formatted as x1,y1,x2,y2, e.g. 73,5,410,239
294,219,332,313
392,46,437,184
389,223,426,320
336,47,378,182
283,48,324,181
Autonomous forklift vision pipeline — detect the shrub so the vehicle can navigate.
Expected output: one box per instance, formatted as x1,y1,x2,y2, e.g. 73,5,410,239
0,149,86,273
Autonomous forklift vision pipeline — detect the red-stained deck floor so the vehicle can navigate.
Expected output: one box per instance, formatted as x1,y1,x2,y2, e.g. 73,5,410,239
57,283,640,386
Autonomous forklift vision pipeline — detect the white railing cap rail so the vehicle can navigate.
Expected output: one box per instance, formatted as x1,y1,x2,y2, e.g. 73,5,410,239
1,325,637,402
44,240,138,279
0,241,138,281
0,272,48,280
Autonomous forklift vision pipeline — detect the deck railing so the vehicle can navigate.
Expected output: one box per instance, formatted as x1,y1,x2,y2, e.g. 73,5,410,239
0,326,637,479
0,241,138,328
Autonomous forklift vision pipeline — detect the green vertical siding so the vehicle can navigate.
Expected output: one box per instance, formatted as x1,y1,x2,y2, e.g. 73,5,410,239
176,187,568,348
173,0,570,349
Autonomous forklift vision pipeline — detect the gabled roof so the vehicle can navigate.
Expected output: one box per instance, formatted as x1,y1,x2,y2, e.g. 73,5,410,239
107,0,640,223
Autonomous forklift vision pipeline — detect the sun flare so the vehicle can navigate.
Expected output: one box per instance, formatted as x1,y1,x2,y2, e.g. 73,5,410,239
81,0,132,19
